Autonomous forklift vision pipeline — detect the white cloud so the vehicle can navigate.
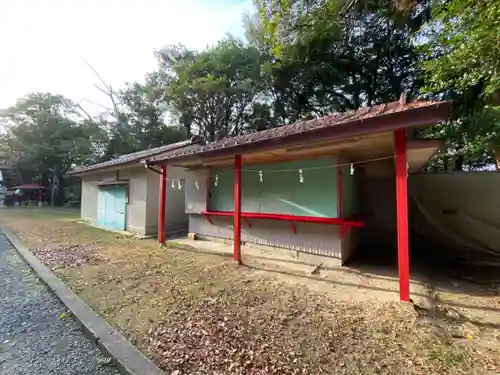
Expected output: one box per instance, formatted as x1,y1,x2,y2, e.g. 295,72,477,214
0,0,252,113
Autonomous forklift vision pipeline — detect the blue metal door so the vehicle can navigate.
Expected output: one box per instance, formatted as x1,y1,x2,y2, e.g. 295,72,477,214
97,186,126,231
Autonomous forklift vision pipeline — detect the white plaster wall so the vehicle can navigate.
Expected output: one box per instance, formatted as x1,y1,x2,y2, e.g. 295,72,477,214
81,179,98,223
361,171,500,254
341,228,359,264
410,172,500,253
145,166,189,235
120,168,148,234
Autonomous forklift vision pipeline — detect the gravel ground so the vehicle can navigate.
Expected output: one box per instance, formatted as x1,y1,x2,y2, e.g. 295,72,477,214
0,233,120,375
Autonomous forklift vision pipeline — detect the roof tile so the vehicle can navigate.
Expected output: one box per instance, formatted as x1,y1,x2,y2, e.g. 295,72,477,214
71,137,202,174
147,99,451,164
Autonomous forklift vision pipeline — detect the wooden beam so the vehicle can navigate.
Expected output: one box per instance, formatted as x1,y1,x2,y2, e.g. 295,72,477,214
394,129,410,302
337,155,343,219
158,165,167,244
233,155,242,264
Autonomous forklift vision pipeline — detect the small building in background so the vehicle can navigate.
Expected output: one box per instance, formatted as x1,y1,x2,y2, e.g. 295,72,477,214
10,183,47,206
71,138,201,236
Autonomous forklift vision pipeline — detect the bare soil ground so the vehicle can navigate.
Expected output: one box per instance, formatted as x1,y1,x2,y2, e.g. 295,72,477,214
1,208,499,375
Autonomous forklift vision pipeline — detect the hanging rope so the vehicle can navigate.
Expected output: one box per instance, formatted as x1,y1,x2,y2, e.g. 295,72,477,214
161,154,395,188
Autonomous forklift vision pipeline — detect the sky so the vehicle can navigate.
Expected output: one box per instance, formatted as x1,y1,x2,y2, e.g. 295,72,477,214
0,0,251,114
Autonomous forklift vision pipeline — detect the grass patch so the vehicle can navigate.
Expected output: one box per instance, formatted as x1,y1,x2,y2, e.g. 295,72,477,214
1,208,499,374
429,345,467,368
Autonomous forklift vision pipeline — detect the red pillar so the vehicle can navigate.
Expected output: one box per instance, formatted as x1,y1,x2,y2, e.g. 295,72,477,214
38,189,42,205
337,155,343,219
394,128,410,302
233,154,242,263
158,165,167,244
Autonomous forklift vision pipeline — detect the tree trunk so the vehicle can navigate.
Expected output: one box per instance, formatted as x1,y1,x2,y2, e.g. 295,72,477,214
56,173,65,206
443,155,449,172
494,149,500,170
454,155,464,171
208,125,216,143
50,174,64,206
41,172,49,188
184,124,191,138
51,175,57,206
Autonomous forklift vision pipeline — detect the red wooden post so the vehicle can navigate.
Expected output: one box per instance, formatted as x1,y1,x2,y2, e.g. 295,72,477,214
394,128,410,302
233,154,242,263
158,165,167,244
337,155,343,219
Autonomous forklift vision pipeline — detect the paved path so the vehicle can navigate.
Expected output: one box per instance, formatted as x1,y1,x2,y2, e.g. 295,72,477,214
0,233,120,375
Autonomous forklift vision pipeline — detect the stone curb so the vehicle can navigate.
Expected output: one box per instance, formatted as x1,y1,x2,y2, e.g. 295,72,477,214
2,227,166,375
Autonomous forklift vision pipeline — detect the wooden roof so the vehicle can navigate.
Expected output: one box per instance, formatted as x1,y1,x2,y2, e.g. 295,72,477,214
147,99,452,166
70,137,204,175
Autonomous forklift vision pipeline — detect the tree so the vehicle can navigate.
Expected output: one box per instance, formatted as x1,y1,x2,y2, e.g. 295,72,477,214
155,39,273,141
250,0,431,123
419,0,500,169
421,0,500,98
1,93,99,204
81,60,187,160
253,0,500,171
103,76,187,158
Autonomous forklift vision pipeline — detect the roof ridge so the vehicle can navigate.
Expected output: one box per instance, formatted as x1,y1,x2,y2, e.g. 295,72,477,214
70,136,203,175
145,99,451,164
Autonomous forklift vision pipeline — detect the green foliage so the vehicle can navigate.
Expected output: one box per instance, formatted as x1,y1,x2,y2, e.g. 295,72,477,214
103,77,187,159
1,93,99,175
251,0,430,124
3,0,500,176
418,0,500,169
155,39,272,141
0,93,104,203
421,0,500,97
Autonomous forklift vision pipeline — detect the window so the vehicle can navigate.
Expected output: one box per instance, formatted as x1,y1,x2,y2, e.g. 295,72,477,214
211,157,339,218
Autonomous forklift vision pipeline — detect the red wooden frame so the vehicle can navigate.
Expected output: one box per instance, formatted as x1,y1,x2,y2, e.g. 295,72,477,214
394,128,410,302
337,155,343,219
243,218,252,228
158,165,167,244
202,213,214,225
201,210,363,239
202,211,363,226
233,155,242,263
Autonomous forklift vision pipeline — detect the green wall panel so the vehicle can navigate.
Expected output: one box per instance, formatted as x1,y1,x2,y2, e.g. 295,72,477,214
242,170,260,212
211,169,234,211
211,157,339,218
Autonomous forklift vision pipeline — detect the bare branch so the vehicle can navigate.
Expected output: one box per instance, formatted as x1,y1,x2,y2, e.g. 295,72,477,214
75,103,93,122
93,84,110,96
84,59,112,92
84,60,121,118
81,98,112,111
107,85,120,118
